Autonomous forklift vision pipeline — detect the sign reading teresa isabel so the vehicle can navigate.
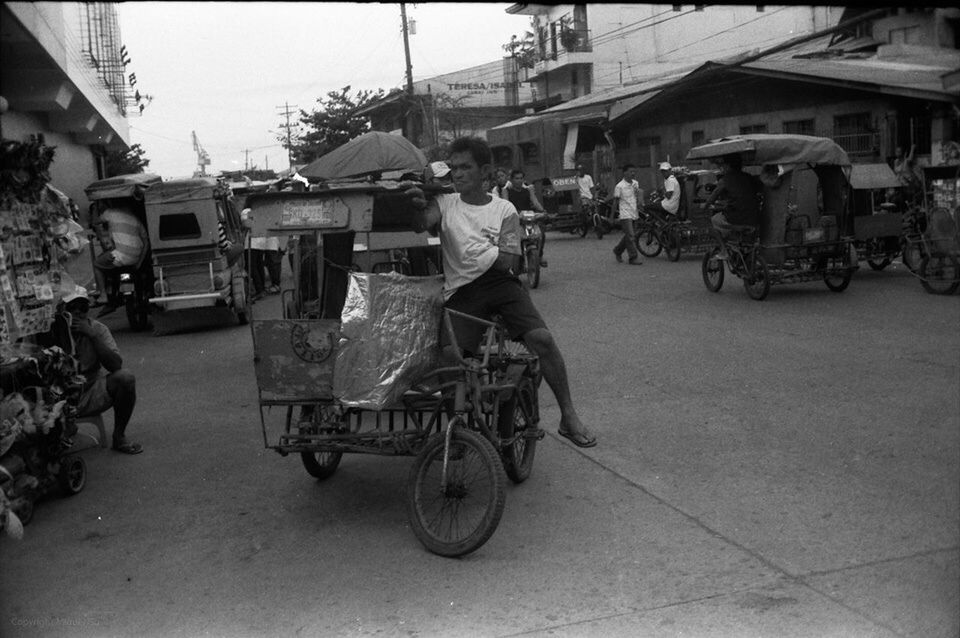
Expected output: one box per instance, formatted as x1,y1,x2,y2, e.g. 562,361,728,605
280,196,350,228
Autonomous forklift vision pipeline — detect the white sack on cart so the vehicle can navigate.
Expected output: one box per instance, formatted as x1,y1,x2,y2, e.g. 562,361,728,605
333,272,443,410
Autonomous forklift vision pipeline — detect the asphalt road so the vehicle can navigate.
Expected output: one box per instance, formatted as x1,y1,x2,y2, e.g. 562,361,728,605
1,232,958,638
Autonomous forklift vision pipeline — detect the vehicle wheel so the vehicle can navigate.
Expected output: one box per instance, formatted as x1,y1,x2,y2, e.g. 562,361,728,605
743,252,770,300
595,222,605,239
823,267,853,293
498,377,539,484
300,450,343,480
920,255,960,295
287,406,343,480
406,426,507,557
636,230,662,257
577,216,589,238
58,454,86,495
901,239,923,272
663,228,681,262
702,247,725,292
524,245,541,289
233,271,249,324
124,295,149,332
867,257,891,271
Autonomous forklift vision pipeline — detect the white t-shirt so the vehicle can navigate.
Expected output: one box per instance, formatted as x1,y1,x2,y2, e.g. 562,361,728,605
435,193,521,300
661,174,681,214
613,179,641,220
576,174,595,200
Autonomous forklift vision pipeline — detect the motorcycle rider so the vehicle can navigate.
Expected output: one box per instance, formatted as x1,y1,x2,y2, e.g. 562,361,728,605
504,169,549,267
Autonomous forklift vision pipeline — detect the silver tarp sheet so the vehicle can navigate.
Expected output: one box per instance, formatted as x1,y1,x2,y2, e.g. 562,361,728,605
333,272,444,410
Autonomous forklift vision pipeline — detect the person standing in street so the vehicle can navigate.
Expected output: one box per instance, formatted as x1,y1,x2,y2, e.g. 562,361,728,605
405,136,596,448
90,202,149,316
489,168,509,200
612,164,643,265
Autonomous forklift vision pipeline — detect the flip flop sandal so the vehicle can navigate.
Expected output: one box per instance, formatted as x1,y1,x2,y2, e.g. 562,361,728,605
112,441,143,455
558,429,597,448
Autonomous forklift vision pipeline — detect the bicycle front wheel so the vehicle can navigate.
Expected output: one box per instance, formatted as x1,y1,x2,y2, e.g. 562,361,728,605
498,376,539,484
407,427,507,557
525,245,541,289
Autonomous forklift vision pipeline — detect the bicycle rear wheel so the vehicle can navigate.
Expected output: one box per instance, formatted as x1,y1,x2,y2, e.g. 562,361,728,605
498,376,539,484
407,426,507,557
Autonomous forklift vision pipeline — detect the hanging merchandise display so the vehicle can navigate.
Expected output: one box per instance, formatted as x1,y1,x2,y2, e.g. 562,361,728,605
0,135,91,537
0,136,88,343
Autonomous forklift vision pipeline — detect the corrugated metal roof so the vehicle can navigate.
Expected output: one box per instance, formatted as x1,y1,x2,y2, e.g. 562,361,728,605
741,57,959,97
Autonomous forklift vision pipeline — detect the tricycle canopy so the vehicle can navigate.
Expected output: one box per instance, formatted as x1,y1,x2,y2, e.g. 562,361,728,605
686,134,851,167
144,177,230,204
849,163,899,190
84,173,162,201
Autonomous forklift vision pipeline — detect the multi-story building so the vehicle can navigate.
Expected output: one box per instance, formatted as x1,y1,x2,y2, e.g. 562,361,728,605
490,6,959,196
1,2,139,212
505,3,841,108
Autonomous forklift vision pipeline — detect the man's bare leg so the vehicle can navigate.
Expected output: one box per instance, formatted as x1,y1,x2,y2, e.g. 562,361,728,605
523,327,595,444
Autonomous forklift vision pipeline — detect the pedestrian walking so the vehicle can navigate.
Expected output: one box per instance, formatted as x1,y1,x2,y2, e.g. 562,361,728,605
612,164,643,265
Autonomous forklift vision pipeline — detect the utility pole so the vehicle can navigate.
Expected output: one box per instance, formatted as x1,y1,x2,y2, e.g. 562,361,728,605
276,101,298,171
242,148,250,171
400,3,419,145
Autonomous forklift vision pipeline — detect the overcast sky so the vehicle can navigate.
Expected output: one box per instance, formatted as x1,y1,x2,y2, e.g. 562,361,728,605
117,2,532,178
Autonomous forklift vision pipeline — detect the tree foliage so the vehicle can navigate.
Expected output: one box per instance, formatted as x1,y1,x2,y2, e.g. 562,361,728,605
284,86,385,165
104,143,150,177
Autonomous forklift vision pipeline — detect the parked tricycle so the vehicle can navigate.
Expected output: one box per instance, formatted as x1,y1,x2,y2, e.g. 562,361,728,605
848,162,908,271
145,177,249,334
84,173,163,330
908,165,960,294
688,134,858,300
245,182,542,557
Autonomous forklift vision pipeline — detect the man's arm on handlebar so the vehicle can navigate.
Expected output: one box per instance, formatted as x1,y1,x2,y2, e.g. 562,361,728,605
406,184,441,235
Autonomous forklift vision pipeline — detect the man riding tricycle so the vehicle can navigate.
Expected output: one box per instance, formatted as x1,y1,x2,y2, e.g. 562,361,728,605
688,134,858,300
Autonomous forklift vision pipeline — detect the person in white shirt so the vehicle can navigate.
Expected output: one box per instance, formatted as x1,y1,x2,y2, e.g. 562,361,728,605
647,161,682,220
575,164,596,206
406,136,596,448
612,164,643,265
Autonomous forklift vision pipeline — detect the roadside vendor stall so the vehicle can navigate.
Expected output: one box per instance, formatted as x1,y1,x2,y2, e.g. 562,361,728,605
1,135,93,538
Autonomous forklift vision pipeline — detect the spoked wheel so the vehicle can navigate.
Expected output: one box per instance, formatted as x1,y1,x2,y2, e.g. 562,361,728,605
524,245,541,289
498,376,540,484
407,426,507,557
577,215,590,238
702,246,725,292
58,454,86,495
823,268,853,293
901,238,923,273
663,228,681,262
125,291,150,332
743,251,770,301
920,255,960,295
233,270,250,325
594,219,605,239
288,406,343,480
636,229,662,257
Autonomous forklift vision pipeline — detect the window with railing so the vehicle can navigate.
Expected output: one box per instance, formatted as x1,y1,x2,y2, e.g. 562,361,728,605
520,142,540,165
635,136,661,167
691,130,705,147
783,119,815,135
740,123,768,135
833,112,876,156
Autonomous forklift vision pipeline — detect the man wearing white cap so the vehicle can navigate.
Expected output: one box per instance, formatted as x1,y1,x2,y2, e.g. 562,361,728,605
58,286,142,454
425,161,453,187
647,161,682,220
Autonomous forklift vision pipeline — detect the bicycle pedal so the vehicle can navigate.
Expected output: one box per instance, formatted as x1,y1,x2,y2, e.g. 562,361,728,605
523,427,545,440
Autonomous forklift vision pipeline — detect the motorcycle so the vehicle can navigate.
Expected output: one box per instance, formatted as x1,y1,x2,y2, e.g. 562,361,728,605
519,210,549,289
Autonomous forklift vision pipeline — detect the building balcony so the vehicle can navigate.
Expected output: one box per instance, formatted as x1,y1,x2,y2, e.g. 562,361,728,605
527,29,594,81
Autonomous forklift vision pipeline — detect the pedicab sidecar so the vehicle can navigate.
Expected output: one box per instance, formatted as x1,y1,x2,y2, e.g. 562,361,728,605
688,134,859,300
244,182,542,557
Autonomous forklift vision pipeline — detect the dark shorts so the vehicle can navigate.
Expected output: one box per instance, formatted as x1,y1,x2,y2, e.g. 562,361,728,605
442,267,547,353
